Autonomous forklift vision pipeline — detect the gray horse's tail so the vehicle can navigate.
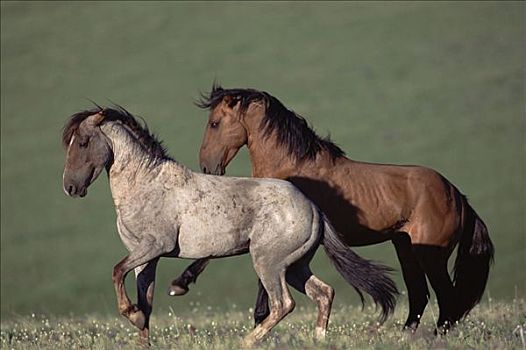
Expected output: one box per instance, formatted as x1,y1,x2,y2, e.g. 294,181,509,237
321,215,399,323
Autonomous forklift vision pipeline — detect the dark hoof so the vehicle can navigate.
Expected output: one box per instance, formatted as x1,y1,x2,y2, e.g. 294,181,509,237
402,321,419,333
168,283,189,296
434,320,453,336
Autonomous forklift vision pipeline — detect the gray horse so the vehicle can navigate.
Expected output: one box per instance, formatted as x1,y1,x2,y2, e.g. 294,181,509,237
62,106,397,346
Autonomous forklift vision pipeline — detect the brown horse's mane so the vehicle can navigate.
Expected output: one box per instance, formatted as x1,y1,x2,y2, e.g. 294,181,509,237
197,83,345,161
62,105,170,161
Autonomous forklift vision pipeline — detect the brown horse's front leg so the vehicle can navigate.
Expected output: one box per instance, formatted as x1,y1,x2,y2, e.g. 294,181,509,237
168,258,210,296
135,259,159,346
254,279,270,326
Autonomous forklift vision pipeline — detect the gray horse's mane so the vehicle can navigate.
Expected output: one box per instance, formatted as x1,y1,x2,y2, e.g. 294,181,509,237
62,105,171,163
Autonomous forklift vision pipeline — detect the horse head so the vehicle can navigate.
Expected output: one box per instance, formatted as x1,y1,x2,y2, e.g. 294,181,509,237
198,95,249,175
62,111,112,197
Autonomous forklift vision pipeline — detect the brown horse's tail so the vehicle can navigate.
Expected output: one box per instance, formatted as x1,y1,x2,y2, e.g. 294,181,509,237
453,198,494,319
321,215,399,323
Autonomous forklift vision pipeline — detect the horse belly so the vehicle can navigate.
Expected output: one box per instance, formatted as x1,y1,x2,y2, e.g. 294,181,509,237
177,223,250,259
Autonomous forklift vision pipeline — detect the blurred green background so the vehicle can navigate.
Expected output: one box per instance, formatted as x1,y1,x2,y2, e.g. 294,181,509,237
1,1,524,320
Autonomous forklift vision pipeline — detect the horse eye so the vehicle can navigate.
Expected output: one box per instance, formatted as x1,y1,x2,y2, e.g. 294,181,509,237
210,121,219,129
79,138,89,148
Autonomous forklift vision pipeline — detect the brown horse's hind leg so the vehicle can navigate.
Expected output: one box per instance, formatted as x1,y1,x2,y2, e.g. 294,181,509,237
168,258,210,296
413,245,456,334
135,259,159,346
286,264,334,340
253,280,270,326
393,233,429,332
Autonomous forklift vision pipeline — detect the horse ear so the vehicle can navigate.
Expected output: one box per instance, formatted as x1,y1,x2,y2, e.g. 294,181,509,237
223,96,240,110
223,95,233,106
87,112,105,127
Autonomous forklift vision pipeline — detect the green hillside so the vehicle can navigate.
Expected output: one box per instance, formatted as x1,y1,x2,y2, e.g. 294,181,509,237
1,1,524,321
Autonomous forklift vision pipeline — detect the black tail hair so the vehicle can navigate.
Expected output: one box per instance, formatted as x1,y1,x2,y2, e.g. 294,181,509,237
453,198,494,319
322,215,399,323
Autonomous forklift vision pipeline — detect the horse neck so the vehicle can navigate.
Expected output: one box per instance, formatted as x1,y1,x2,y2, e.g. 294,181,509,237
244,117,347,179
244,122,302,178
101,122,185,203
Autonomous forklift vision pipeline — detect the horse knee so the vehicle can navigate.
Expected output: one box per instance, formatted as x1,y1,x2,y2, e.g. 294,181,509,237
306,278,334,306
270,296,295,317
324,285,335,302
283,297,295,315
393,233,412,253
325,286,335,309
112,267,122,284
316,284,334,309
265,299,294,323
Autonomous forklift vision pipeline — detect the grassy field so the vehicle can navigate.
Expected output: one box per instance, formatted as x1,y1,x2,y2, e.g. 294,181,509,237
1,300,525,349
1,1,525,344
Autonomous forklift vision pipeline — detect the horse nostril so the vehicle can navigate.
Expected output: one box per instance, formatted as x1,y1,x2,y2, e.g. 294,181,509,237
67,184,76,195
202,165,208,174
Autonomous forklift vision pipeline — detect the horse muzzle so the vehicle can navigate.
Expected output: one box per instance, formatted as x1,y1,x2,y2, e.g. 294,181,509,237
64,183,87,198
200,162,225,176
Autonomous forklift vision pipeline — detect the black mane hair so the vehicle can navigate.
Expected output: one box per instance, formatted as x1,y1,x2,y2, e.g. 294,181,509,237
62,105,170,162
196,83,345,161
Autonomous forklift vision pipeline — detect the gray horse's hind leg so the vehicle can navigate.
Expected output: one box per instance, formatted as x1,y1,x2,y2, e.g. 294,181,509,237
286,263,334,339
306,276,334,339
243,268,295,347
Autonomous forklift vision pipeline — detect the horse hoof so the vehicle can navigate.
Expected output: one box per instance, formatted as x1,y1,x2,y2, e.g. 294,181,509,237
168,284,189,296
314,326,326,340
138,328,151,347
242,336,257,348
434,320,452,336
128,308,146,330
402,321,419,333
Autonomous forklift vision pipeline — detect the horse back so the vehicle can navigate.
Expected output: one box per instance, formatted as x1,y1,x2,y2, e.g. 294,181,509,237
348,160,464,246
289,158,463,247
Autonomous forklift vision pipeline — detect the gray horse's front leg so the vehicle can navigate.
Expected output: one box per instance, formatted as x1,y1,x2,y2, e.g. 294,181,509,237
168,258,210,296
112,235,165,342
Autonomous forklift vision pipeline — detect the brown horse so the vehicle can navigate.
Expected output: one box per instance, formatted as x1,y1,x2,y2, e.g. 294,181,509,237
170,84,494,333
